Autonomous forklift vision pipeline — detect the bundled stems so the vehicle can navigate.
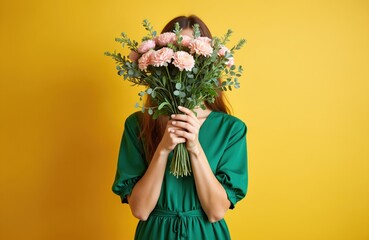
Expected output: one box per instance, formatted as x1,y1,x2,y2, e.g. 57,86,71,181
171,143,191,177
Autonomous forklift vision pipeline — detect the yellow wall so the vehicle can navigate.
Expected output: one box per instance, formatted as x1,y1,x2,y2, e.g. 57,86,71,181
1,0,368,239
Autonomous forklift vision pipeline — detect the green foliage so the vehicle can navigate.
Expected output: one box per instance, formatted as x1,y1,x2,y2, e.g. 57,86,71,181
193,24,201,38
142,19,157,41
231,39,247,53
220,29,233,45
114,32,138,51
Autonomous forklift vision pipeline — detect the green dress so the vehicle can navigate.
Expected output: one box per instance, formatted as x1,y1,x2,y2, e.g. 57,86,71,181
112,111,248,240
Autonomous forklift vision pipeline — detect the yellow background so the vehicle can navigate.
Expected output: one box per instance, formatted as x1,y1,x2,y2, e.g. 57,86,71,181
1,0,368,239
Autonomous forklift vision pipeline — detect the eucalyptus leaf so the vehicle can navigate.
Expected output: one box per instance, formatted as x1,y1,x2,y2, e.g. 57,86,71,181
175,83,182,90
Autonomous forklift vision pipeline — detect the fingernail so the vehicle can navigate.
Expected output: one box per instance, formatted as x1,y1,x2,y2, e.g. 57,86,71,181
172,121,176,125
171,114,175,118
178,106,182,109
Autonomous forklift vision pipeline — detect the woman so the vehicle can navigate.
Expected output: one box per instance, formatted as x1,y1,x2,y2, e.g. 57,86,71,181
112,15,248,240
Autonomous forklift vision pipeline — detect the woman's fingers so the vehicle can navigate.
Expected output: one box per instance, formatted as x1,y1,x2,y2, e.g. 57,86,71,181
171,120,197,134
171,106,200,132
172,129,195,141
177,106,196,117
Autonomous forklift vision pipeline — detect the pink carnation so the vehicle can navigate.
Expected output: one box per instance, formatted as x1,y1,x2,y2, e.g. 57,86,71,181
128,50,139,62
137,40,155,54
180,35,193,47
156,32,176,46
226,57,234,67
197,36,212,44
189,39,213,57
173,51,195,71
138,50,154,70
217,46,230,57
151,47,174,67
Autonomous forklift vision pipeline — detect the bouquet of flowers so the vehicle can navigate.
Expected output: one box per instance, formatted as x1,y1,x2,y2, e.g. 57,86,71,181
105,19,245,177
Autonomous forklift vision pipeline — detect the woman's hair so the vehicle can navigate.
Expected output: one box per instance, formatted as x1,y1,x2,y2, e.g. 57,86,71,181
161,15,213,39
140,15,231,163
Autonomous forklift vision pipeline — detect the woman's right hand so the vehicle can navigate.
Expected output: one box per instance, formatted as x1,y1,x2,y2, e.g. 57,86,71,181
157,120,186,154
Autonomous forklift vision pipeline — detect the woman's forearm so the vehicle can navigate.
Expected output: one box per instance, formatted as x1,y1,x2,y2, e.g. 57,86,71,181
127,146,169,221
190,147,231,223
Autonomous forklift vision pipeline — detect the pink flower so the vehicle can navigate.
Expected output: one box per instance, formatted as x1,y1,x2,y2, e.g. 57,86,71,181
226,57,234,67
128,50,139,62
197,37,212,44
151,47,174,67
138,50,154,70
189,39,213,57
173,51,195,71
137,40,155,54
156,32,176,46
180,35,193,47
217,46,230,57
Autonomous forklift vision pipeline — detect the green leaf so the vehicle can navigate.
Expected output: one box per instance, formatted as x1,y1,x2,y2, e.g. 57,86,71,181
174,90,180,96
179,91,186,98
158,102,170,110
153,109,162,119
147,88,153,94
148,108,153,115
175,83,182,90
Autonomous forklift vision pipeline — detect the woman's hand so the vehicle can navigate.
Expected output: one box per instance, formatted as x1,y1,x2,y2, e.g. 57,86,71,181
157,117,186,154
170,106,201,155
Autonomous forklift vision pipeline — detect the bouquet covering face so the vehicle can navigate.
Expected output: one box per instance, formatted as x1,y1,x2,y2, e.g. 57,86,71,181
106,20,245,177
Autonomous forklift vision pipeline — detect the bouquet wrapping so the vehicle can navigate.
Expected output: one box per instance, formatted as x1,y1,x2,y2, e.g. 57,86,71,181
105,20,245,177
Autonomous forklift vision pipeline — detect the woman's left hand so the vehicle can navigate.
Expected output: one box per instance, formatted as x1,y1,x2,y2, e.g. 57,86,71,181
170,106,201,155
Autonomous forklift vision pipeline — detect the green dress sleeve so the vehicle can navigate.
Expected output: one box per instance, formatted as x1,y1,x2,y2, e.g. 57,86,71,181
215,120,248,209
112,112,147,204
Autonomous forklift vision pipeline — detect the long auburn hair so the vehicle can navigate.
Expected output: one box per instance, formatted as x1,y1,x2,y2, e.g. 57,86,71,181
140,15,231,163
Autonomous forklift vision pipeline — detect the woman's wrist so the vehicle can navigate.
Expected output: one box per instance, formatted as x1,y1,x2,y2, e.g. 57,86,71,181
188,143,201,158
156,142,171,157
